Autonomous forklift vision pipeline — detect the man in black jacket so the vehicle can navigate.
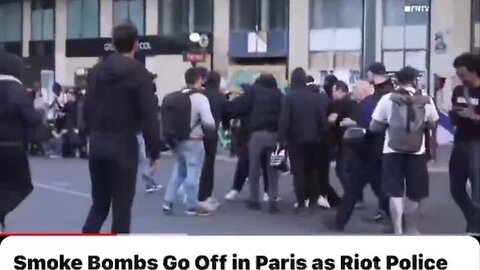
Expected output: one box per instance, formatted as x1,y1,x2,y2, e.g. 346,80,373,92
224,84,270,201
278,68,328,215
198,70,229,209
0,52,41,232
82,23,161,234
328,81,358,193
227,74,283,212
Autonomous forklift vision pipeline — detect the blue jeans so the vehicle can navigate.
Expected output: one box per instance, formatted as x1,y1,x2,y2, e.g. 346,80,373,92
164,140,205,209
137,135,157,189
450,141,480,232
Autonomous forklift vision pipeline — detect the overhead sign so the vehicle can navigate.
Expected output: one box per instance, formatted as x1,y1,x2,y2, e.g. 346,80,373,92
66,34,213,57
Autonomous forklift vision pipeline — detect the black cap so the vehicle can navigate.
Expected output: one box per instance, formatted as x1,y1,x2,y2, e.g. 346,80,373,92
368,62,387,75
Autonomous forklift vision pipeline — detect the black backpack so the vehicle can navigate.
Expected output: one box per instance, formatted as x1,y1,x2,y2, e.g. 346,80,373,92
160,88,199,149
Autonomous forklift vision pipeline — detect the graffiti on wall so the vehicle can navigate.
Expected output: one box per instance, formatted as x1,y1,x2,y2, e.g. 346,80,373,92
227,67,287,95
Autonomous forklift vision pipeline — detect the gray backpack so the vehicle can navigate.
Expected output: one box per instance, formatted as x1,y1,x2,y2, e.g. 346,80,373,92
387,89,431,153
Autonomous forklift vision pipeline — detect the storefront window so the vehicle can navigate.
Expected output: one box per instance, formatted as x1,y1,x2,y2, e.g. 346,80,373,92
0,1,22,42
230,0,288,31
309,0,364,87
382,0,430,72
67,0,99,39
158,0,213,35
113,0,145,35
31,0,55,41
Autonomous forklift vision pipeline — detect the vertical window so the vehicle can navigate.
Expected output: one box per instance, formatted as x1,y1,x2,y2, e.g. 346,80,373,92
230,0,288,31
309,0,364,82
382,0,430,72
31,0,55,41
158,0,213,35
113,0,145,35
472,0,480,53
67,0,99,39
0,1,22,42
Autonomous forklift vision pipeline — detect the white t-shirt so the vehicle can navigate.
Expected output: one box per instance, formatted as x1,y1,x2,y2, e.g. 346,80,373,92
371,87,439,155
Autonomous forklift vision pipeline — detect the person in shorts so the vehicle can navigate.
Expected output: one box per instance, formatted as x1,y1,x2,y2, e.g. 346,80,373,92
370,66,439,235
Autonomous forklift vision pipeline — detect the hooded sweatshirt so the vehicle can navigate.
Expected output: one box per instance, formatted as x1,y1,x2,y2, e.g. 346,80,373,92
0,52,41,147
84,53,161,160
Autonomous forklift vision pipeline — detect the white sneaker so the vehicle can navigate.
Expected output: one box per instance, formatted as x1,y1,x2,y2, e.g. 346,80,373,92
293,200,309,208
198,200,218,212
262,193,269,202
225,190,239,201
145,184,162,193
206,197,220,208
317,196,331,209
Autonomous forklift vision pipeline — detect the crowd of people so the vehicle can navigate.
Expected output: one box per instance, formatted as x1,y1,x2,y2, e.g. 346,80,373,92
1,21,479,235
27,82,88,159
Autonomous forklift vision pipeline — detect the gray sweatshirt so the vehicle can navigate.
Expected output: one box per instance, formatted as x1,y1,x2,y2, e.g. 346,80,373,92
189,92,215,139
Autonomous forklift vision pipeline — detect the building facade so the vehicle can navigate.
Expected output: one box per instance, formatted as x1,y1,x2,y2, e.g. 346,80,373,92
0,0,477,102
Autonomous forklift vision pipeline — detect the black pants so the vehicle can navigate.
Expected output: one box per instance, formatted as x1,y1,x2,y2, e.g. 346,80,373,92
289,142,321,207
82,133,138,234
0,145,34,224
335,149,390,230
317,141,341,207
198,137,218,201
232,146,268,192
449,142,480,233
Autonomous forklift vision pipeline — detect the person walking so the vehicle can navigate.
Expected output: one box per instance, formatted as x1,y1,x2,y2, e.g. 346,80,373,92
82,22,161,234
370,66,439,235
327,81,358,194
0,52,41,232
366,62,395,222
227,74,283,212
198,71,229,209
224,84,271,202
138,73,162,193
278,68,328,215
449,53,480,233
328,80,389,231
162,67,216,216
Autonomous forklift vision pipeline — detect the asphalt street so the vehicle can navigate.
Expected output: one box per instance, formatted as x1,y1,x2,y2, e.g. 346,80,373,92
6,146,467,235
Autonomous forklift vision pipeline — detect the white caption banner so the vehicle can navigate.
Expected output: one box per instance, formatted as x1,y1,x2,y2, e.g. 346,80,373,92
0,236,478,270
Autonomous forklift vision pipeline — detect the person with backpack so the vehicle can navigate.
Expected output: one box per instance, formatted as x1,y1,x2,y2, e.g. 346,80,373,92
0,52,41,232
449,53,480,233
278,68,328,215
162,67,215,216
82,23,162,234
370,66,439,235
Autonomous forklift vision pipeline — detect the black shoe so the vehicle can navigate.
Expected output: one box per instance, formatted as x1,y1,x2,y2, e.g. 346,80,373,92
247,201,261,210
269,202,279,214
162,202,173,215
295,207,308,216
